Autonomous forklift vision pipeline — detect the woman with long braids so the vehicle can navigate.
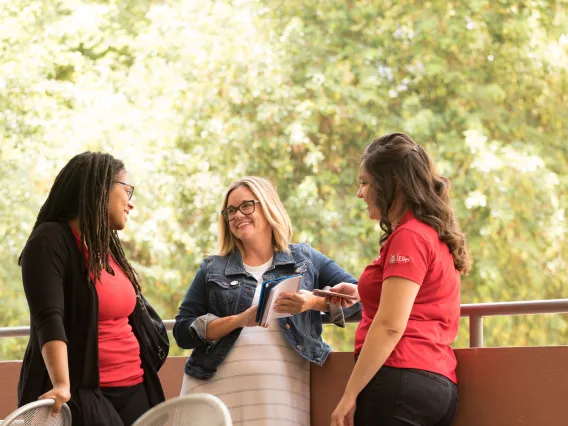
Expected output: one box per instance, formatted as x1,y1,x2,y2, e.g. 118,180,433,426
17,152,165,426
330,133,471,426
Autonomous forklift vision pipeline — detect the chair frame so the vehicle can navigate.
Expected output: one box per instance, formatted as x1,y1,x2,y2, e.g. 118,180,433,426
132,394,232,426
1,399,71,426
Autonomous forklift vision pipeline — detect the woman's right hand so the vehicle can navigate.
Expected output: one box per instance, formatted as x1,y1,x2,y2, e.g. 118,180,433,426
38,384,71,417
237,304,259,328
329,283,360,308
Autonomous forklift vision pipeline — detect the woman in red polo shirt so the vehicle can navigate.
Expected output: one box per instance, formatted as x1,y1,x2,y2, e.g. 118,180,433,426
330,133,471,426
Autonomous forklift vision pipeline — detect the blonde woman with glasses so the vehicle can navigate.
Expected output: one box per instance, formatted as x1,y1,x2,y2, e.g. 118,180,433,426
174,176,360,426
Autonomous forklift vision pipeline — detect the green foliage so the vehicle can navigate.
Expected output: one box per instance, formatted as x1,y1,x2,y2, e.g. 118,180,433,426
1,0,567,359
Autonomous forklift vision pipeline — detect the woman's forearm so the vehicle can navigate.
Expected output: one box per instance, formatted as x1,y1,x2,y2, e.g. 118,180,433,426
41,340,70,388
205,314,244,341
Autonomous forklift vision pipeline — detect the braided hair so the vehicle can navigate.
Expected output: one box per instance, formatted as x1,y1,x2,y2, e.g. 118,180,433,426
19,152,141,291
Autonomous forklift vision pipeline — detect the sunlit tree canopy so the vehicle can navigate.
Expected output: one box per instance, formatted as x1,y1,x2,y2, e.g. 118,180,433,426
1,0,567,358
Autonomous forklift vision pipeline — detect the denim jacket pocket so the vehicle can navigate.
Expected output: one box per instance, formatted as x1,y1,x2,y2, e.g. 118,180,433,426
294,261,314,290
208,275,241,315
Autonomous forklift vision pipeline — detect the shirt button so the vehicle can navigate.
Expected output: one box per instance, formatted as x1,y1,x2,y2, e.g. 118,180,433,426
285,324,291,330
296,345,302,351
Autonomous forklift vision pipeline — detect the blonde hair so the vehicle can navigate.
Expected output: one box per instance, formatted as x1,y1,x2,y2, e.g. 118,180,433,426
216,176,293,256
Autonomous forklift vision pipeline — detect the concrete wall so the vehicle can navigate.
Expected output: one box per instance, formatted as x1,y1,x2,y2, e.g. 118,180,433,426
310,346,568,426
0,357,189,420
0,360,20,420
2,346,568,424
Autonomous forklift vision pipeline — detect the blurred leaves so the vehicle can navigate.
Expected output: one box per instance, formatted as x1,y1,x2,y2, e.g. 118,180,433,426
1,0,567,358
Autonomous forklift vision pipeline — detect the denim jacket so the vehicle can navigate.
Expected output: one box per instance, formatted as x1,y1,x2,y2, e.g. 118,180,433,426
173,243,360,380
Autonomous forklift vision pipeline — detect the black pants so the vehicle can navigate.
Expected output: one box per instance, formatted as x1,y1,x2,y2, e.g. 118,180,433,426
101,382,151,426
354,365,458,426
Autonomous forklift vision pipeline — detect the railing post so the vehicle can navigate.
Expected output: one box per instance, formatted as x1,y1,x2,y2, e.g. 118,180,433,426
469,315,484,348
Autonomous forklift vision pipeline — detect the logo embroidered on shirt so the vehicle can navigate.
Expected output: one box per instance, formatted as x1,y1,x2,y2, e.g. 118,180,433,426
389,254,411,263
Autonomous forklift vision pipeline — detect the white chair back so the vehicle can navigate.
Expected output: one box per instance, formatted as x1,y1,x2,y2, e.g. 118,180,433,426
0,399,71,426
132,394,232,426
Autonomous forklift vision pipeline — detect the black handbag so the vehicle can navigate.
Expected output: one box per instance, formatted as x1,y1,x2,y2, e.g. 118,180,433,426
131,292,169,372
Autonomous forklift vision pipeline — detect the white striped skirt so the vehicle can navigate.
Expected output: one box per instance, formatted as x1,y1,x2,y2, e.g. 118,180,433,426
181,325,310,426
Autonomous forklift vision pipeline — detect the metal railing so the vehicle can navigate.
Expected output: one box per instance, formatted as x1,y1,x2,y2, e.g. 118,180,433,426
460,299,568,347
1,299,568,348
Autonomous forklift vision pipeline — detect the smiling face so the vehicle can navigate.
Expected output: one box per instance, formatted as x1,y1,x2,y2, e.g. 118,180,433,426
108,170,135,230
226,185,272,247
357,166,381,221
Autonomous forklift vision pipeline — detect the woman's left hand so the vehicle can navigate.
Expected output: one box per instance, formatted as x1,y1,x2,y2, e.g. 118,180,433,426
274,290,316,315
330,395,357,426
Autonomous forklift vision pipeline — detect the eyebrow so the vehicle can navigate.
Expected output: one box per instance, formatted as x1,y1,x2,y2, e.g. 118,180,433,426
226,200,251,209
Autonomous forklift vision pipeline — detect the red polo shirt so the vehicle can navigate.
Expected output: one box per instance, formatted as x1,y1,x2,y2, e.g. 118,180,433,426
70,226,144,387
354,211,460,383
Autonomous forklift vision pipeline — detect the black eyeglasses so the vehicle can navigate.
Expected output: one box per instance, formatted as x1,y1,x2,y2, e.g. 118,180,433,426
222,200,260,222
114,181,135,201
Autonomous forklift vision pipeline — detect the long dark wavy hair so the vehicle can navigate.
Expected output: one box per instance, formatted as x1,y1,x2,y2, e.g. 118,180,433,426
362,133,471,274
19,152,141,290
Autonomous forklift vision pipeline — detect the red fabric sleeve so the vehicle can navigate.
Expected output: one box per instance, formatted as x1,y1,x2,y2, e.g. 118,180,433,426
382,229,433,285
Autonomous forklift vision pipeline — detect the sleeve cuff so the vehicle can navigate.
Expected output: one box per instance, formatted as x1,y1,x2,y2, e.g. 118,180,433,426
323,286,345,328
189,313,221,345
34,308,67,349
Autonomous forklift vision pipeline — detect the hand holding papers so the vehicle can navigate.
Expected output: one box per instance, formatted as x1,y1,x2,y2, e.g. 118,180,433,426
256,275,302,327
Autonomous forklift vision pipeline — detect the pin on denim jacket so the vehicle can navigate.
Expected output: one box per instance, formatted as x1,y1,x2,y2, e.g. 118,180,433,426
173,243,361,380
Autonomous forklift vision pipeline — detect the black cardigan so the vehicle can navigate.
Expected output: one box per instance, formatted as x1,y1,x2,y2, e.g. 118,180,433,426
18,221,165,425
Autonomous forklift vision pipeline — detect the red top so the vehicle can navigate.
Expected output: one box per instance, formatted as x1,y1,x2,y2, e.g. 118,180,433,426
70,226,144,387
354,211,460,383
